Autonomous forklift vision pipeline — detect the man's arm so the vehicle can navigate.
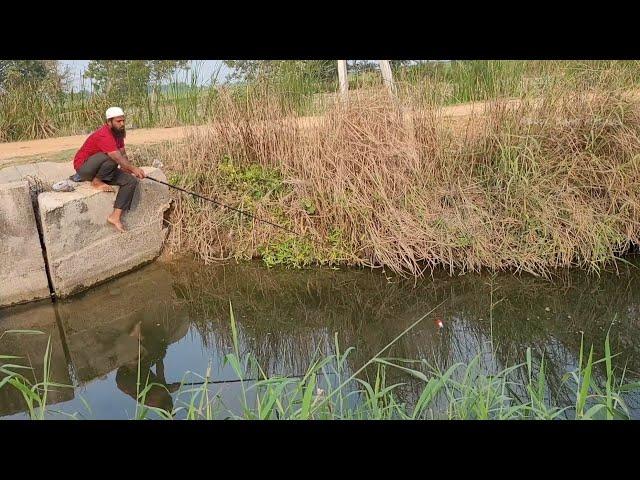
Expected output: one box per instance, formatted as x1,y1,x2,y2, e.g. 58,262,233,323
106,149,146,179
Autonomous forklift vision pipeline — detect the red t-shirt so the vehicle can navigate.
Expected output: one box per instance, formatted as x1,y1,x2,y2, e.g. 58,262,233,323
73,124,125,170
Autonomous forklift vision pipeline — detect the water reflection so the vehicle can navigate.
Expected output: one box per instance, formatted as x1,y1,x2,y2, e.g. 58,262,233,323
166,258,640,413
0,302,73,416
1,255,640,418
0,263,189,417
115,320,183,411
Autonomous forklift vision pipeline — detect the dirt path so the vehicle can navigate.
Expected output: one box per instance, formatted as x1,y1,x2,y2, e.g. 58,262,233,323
5,87,640,167
0,126,203,165
0,99,497,166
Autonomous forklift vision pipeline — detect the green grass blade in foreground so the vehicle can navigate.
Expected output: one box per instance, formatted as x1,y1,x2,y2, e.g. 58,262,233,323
604,329,614,420
411,362,462,419
0,330,45,338
576,345,595,419
308,299,446,416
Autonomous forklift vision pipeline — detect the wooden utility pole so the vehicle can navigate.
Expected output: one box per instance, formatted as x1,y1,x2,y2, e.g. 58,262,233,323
337,60,348,100
378,60,396,95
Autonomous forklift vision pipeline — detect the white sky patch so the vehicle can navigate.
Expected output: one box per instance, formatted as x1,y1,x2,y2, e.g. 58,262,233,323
59,60,232,91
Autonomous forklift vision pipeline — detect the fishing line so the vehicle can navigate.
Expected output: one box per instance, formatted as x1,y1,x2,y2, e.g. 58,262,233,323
171,371,337,387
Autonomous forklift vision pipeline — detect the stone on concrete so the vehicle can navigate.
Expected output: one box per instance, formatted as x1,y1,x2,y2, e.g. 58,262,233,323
37,167,171,298
0,181,51,307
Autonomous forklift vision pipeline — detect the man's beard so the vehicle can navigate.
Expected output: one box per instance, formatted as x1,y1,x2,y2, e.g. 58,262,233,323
111,126,126,139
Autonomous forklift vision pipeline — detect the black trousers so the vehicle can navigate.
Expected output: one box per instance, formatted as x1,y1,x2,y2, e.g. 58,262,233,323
76,153,139,211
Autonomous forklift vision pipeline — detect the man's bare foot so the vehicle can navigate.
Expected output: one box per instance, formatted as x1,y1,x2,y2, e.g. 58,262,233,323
107,215,126,233
92,178,114,192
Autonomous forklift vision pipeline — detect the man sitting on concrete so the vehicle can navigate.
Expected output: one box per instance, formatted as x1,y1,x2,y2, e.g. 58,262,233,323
73,107,146,233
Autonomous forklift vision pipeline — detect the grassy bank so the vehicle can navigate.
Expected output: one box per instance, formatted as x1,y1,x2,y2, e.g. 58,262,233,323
1,307,638,420
133,69,640,277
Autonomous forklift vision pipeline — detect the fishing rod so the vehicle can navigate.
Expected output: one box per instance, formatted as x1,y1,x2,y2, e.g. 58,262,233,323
146,176,301,236
171,371,336,387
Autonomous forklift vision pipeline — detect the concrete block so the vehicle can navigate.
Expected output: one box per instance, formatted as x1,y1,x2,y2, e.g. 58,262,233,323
31,162,75,183
0,162,74,185
0,166,21,184
0,181,50,307
37,167,171,298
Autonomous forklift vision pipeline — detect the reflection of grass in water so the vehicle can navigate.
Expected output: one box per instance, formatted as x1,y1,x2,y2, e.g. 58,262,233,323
3,312,640,420
169,260,441,374
6,255,640,418
164,256,640,411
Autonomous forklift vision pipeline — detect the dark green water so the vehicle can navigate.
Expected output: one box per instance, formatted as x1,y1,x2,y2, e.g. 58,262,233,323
1,256,640,419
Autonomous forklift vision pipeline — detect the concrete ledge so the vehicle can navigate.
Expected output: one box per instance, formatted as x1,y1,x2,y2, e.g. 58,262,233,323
38,167,171,298
0,180,51,307
0,161,74,185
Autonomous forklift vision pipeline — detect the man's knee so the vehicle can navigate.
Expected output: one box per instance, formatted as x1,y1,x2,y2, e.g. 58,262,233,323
104,159,118,169
78,152,112,180
95,157,118,180
124,173,139,187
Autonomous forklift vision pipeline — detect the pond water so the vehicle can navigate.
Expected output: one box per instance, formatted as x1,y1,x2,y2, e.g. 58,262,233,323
1,256,640,419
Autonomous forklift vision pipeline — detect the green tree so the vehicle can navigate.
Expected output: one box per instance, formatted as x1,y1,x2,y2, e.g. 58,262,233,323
84,60,189,97
224,60,337,84
224,60,413,85
0,60,61,88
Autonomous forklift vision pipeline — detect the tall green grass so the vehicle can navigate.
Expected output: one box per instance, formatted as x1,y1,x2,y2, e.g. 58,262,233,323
0,65,222,141
98,307,640,420
0,329,74,419
3,61,640,142
395,60,640,105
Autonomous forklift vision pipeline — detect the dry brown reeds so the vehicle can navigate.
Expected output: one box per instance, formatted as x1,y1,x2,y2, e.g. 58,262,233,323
137,82,640,278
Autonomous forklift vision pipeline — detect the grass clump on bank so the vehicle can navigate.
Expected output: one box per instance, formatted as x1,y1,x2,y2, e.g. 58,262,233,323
259,237,316,268
135,66,640,277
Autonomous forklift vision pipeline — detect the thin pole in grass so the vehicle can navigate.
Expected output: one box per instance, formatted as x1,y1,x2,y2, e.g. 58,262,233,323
338,61,348,102
135,330,142,420
309,299,447,416
378,61,397,98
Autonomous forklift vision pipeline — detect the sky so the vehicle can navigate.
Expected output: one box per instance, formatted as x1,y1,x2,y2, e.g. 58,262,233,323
60,60,232,90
